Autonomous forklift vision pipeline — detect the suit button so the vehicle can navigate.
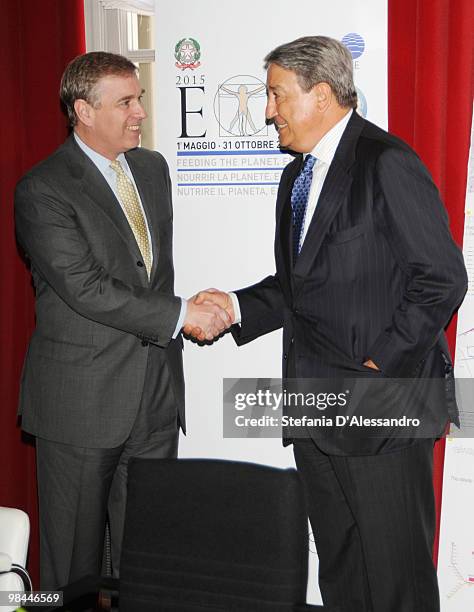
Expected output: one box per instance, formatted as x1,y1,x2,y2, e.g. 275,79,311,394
283,353,288,360
137,261,144,267
293,308,299,315
141,340,149,346
290,338,294,344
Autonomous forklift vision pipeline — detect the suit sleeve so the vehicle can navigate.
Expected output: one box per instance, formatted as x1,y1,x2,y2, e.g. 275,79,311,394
230,274,285,346
367,147,467,376
15,173,181,347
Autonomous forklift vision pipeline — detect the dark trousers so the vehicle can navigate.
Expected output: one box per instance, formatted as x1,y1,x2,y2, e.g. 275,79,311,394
36,352,179,590
293,438,439,612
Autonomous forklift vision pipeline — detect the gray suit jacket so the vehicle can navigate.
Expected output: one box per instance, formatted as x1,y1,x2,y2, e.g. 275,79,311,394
15,136,185,447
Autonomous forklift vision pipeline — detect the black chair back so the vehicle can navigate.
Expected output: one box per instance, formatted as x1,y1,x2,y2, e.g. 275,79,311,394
119,458,310,611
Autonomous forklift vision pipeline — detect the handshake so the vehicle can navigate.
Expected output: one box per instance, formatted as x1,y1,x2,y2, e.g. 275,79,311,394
183,289,235,342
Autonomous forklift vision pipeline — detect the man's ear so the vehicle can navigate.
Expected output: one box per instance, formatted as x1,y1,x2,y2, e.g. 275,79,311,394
74,99,94,127
313,82,333,112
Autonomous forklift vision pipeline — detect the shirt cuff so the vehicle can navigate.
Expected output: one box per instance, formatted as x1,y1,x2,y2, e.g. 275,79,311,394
172,298,187,338
229,292,241,324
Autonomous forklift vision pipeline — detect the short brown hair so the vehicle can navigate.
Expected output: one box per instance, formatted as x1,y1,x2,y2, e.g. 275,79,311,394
60,52,137,127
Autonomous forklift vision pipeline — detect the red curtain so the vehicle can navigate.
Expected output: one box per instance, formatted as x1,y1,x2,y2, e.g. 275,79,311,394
0,0,85,585
388,0,474,563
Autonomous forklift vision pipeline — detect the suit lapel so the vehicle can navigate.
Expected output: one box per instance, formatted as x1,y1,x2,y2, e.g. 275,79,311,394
276,155,303,298
293,112,364,292
64,137,157,285
293,159,352,278
66,140,142,259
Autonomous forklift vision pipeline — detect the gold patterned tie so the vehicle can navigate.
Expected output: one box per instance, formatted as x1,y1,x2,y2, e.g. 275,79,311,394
110,159,152,277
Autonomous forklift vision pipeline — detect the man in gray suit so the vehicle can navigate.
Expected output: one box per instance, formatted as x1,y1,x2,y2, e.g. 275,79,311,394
15,52,230,589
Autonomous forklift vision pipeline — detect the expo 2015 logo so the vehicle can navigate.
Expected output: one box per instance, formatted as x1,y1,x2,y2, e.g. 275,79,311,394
341,32,365,59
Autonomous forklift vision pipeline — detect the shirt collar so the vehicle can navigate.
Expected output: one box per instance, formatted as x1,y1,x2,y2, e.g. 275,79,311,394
73,132,128,173
307,109,353,165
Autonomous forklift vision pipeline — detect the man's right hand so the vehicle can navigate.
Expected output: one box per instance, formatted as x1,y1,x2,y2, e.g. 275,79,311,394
183,296,232,341
183,289,235,341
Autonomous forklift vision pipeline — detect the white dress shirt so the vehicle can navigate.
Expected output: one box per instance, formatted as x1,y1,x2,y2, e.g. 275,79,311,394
231,110,352,324
300,110,352,243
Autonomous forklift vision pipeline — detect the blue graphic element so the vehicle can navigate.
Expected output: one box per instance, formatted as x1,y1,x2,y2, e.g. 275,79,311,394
177,167,287,172
176,149,284,156
177,182,280,187
342,33,365,59
356,87,367,118
356,87,367,119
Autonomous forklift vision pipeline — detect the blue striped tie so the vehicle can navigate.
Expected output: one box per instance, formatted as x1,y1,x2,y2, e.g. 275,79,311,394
291,154,316,261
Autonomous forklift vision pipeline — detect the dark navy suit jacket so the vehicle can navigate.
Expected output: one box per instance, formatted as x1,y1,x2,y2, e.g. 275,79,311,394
232,111,467,454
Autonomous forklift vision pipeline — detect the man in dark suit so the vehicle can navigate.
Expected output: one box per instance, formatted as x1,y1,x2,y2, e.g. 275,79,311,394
15,52,230,589
187,37,467,611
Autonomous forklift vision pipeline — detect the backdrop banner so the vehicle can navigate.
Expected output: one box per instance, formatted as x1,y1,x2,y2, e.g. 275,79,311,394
438,105,474,612
155,0,387,603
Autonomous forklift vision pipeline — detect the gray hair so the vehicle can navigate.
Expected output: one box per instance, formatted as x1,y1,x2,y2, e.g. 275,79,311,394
264,36,357,109
60,52,137,127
